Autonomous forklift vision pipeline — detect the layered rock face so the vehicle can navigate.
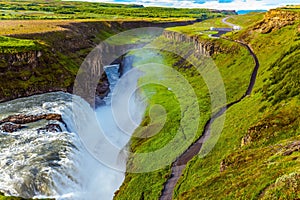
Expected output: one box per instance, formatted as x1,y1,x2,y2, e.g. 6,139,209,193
254,8,300,33
0,51,42,72
162,30,231,56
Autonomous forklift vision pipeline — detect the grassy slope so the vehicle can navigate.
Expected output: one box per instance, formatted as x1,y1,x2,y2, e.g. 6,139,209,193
0,20,74,35
226,12,265,28
117,7,300,200
0,36,40,53
115,18,255,200
166,17,231,38
174,8,300,199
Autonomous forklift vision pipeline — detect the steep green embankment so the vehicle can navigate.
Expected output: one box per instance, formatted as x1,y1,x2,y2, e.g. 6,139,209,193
115,17,256,200
174,7,300,199
116,7,300,200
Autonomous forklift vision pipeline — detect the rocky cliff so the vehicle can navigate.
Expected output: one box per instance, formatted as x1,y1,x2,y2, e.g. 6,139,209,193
0,48,74,102
162,30,234,56
253,8,300,33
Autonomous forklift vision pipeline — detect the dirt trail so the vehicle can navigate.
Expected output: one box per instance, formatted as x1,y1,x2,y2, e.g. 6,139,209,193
222,16,237,27
159,18,260,200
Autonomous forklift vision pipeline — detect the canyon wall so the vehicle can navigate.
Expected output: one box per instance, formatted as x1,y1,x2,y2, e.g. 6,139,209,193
162,30,233,57
0,20,198,103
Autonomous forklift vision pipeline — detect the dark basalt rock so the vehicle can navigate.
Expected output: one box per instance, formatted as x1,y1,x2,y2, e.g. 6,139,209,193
37,124,63,133
1,123,25,133
282,141,300,156
0,113,63,125
220,159,227,172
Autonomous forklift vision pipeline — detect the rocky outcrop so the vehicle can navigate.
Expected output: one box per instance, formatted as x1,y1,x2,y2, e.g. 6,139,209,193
0,114,63,125
280,141,300,156
241,107,299,147
220,160,227,172
253,8,300,34
163,30,230,56
37,124,63,133
0,50,42,72
1,123,25,133
0,113,65,133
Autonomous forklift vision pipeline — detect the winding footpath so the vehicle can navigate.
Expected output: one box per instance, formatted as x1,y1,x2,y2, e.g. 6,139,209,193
159,18,260,200
222,16,237,27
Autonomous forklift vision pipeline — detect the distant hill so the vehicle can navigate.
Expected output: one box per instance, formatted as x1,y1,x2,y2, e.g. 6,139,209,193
237,10,267,14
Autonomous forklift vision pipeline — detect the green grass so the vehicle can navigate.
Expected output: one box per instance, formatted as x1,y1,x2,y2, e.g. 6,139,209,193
172,11,300,200
0,192,53,200
115,16,255,200
226,12,265,28
0,0,233,20
0,193,24,200
0,36,40,53
166,17,231,38
281,5,300,12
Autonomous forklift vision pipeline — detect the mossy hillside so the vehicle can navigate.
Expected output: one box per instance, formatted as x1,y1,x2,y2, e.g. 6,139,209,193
172,11,300,199
115,20,256,199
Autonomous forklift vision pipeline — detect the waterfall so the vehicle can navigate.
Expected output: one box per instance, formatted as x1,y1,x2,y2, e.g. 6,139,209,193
0,59,145,199
104,64,120,104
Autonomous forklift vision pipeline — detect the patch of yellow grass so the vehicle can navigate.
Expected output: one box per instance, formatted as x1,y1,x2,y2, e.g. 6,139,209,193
0,18,192,36
0,20,72,35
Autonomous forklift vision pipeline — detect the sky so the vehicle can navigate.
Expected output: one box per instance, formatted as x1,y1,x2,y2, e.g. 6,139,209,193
79,0,300,10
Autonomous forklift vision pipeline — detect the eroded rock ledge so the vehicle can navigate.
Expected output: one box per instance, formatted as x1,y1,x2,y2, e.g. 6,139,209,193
0,114,63,125
162,30,231,56
253,8,300,33
0,113,65,133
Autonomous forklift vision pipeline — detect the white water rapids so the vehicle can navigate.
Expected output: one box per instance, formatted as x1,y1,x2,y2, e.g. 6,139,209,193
0,64,145,199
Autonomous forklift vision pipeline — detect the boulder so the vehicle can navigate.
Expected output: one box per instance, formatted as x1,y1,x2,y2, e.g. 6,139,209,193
1,123,25,133
0,113,63,125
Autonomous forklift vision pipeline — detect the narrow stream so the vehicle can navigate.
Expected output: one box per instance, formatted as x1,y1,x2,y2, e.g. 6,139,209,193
0,61,145,199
